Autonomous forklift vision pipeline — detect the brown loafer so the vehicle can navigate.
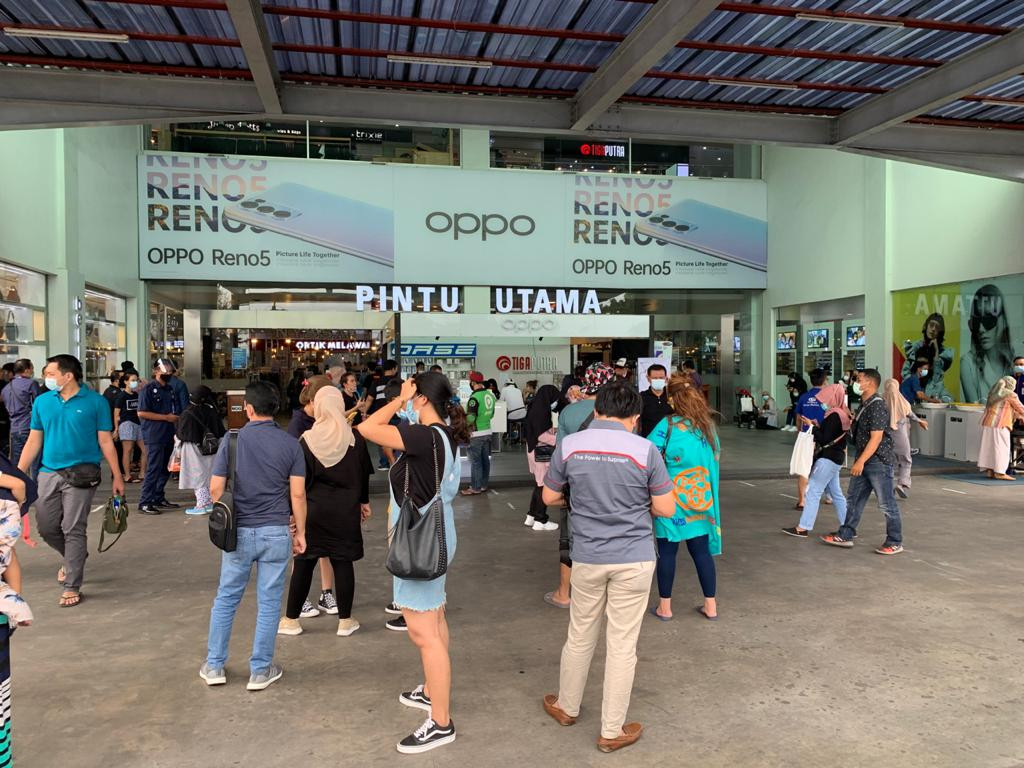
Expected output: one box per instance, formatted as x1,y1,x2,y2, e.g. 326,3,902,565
597,722,643,753
543,695,577,726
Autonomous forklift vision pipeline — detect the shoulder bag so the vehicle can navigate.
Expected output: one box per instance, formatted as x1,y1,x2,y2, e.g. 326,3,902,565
4,311,17,344
208,432,238,552
187,408,221,456
98,494,129,553
386,426,448,581
533,442,556,463
57,463,101,489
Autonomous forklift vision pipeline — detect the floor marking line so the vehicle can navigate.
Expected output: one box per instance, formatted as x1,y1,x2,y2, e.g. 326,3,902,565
739,481,757,487
941,487,968,495
91,505,105,513
507,502,516,510
779,493,798,500
490,490,500,496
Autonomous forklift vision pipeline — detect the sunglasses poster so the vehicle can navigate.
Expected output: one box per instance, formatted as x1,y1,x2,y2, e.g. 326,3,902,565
892,274,1024,403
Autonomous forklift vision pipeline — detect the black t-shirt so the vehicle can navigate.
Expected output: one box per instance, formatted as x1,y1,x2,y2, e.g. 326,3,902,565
639,389,673,438
389,422,456,508
103,385,121,418
813,411,847,465
115,390,140,424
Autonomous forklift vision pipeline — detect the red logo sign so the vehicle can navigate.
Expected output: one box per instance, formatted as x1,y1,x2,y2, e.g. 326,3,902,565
497,356,532,372
579,143,591,156
496,356,512,371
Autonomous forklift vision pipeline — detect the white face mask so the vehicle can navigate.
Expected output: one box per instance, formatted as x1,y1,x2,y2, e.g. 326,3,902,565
649,379,666,392
128,380,140,391
852,382,863,396
45,377,62,392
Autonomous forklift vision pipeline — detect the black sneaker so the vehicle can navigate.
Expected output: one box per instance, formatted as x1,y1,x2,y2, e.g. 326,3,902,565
397,717,456,754
385,602,402,616
318,590,338,615
894,486,909,499
386,616,408,632
781,527,808,538
156,500,182,509
138,504,163,515
399,684,432,711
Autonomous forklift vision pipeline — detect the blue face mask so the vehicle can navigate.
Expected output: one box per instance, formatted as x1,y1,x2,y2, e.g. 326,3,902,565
649,378,667,392
1015,365,1024,375
399,400,419,424
45,377,62,392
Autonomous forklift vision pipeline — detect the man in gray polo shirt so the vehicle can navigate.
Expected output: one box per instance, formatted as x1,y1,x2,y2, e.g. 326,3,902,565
541,380,675,754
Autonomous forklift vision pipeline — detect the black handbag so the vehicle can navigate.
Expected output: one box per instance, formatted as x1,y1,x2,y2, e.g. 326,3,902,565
208,432,238,552
533,442,556,463
385,427,448,581
57,463,101,489
5,310,18,343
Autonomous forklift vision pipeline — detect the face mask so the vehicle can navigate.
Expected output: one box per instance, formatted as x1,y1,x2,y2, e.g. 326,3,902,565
919,370,929,378
649,379,666,392
852,382,863,396
1015,365,1024,374
399,400,419,424
822,403,830,412
45,377,62,392
128,380,139,391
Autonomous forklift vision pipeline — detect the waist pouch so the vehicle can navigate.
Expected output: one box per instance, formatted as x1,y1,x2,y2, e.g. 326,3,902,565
57,463,101,489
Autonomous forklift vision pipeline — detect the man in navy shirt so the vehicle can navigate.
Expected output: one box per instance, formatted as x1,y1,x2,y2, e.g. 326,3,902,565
201,381,307,692
794,369,828,510
137,358,181,514
900,361,940,405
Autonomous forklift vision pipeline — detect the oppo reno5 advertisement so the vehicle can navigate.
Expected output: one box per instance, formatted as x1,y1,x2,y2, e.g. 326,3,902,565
139,152,767,288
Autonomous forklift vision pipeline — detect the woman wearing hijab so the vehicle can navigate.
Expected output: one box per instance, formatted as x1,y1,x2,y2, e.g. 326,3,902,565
978,376,1024,480
883,378,929,498
175,385,226,516
279,387,372,637
523,384,562,531
782,383,850,538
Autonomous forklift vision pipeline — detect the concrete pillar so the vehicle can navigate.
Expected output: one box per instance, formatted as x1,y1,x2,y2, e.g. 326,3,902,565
862,158,894,375
459,128,490,170
733,144,762,179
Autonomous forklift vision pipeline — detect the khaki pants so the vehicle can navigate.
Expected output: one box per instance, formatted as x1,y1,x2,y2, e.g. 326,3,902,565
557,560,655,739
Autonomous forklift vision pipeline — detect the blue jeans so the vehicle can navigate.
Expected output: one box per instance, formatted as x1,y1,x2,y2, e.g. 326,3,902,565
206,525,292,674
140,440,172,506
799,458,848,531
656,535,716,599
468,435,491,490
10,430,39,481
838,460,902,546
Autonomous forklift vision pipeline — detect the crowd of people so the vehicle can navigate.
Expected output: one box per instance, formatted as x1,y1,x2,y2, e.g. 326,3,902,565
2,348,1024,756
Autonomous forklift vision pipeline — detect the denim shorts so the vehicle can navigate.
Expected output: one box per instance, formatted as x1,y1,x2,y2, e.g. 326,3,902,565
118,421,141,442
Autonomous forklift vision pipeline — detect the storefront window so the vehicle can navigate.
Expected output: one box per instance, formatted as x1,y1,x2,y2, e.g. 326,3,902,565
84,289,126,392
0,263,47,369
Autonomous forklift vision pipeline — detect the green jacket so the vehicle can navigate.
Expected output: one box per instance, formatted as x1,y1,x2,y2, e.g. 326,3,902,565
467,388,496,435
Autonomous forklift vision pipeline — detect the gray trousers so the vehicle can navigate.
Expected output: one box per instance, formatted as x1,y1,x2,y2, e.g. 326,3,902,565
36,471,99,592
893,419,913,489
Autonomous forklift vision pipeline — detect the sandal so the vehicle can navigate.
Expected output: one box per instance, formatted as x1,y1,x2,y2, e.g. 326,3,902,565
696,606,718,621
57,566,66,584
460,489,483,496
59,592,82,608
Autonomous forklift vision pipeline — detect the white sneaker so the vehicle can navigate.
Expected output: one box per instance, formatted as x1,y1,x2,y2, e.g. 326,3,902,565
337,618,360,637
277,617,302,636
532,521,559,531
523,515,535,527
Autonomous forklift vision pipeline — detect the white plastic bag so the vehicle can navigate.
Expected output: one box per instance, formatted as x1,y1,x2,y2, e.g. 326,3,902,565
789,429,814,479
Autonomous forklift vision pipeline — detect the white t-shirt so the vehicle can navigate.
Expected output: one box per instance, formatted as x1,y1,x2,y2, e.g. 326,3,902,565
501,385,526,420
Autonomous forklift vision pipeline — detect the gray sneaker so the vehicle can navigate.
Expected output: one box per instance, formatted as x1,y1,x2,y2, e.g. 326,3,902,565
247,663,284,691
199,663,226,686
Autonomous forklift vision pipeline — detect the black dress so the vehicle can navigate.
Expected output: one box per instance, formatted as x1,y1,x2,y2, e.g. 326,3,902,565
298,433,371,562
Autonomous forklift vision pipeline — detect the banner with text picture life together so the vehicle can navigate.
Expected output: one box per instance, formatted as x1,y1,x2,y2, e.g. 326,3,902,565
891,273,1024,403
138,152,766,289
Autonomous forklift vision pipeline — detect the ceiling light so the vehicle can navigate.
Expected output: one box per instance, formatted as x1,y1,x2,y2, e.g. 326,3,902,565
386,54,492,69
794,13,904,29
981,98,1024,108
2,26,130,43
708,78,799,91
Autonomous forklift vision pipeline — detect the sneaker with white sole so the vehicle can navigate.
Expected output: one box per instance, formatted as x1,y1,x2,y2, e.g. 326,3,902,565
277,617,302,636
185,506,212,516
399,684,432,712
199,663,226,686
246,663,283,691
300,600,320,619
532,520,559,532
397,717,456,754
875,543,904,555
386,616,408,632
523,514,535,527
385,602,402,615
337,618,360,636
318,590,339,615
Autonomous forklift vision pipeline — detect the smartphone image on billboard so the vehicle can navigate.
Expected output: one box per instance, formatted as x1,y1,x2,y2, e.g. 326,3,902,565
225,183,395,267
636,199,767,272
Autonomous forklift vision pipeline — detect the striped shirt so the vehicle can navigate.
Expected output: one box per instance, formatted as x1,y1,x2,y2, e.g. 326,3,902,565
982,397,1024,430
545,420,672,564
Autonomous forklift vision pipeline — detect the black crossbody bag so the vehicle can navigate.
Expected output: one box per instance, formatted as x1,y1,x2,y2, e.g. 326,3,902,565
208,432,238,552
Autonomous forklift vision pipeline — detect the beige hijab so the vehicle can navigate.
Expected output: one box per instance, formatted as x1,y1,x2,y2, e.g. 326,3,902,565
301,386,354,468
986,375,1018,409
883,379,912,430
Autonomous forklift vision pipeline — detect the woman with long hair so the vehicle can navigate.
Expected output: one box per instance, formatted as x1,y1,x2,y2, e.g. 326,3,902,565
647,372,722,621
961,284,1014,403
357,372,470,755
279,387,371,637
882,378,929,498
902,312,955,401
523,384,562,531
782,383,850,537
175,385,226,516
978,376,1024,480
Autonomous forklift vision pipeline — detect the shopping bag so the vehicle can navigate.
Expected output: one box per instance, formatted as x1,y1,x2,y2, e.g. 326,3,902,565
168,438,182,473
789,429,814,479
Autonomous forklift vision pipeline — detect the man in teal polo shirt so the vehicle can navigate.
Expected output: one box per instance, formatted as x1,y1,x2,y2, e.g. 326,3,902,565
18,354,123,608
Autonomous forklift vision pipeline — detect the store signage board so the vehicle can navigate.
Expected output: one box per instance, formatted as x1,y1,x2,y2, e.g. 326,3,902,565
293,340,371,351
401,343,477,358
138,153,766,289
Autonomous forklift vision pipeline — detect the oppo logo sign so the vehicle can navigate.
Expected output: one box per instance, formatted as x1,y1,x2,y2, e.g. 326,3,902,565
500,318,557,333
425,212,536,241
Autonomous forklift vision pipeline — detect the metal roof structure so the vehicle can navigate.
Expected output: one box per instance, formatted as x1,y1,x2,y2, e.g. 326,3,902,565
2,1,1024,178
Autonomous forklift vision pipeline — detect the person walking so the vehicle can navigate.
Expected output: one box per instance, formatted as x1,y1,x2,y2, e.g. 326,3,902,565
137,359,182,515
200,381,307,692
883,378,929,498
462,371,495,496
523,384,562,531
2,359,42,477
113,370,145,484
176,386,226,516
279,387,371,638
357,372,470,754
978,376,1024,480
648,372,723,621
782,383,850,538
16,354,124,607
793,368,827,510
821,369,904,555
540,380,675,753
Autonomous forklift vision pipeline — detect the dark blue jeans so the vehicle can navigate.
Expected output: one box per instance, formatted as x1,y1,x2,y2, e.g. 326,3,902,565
140,440,173,506
468,435,491,491
656,535,716,599
838,460,902,546
10,430,39,480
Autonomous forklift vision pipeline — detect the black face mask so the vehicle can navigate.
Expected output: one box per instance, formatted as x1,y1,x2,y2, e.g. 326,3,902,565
158,374,170,384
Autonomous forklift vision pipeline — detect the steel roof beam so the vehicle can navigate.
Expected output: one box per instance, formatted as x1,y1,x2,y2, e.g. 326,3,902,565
844,147,1024,183
224,0,281,113
570,0,719,130
834,28,1024,144
0,101,235,131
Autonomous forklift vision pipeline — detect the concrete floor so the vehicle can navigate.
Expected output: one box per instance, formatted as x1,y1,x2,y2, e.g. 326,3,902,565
11,472,1024,768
